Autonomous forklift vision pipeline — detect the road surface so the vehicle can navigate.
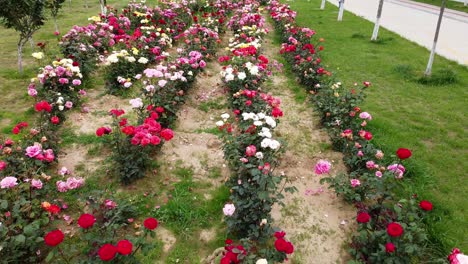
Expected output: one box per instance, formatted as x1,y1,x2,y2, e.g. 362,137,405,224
327,0,468,65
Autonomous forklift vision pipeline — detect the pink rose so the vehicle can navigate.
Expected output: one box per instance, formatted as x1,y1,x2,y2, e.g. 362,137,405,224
223,203,235,216
72,79,81,86
31,179,43,189
25,143,42,158
314,159,331,175
387,164,405,179
359,112,372,121
43,149,55,162
245,145,256,157
366,161,375,169
56,181,68,192
375,171,383,178
1,176,18,188
350,179,361,188
105,199,117,209
0,161,6,171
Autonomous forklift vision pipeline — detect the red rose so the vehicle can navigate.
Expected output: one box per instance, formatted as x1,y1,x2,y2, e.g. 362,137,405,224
356,212,371,223
385,242,395,253
12,126,20,134
160,129,174,141
396,148,412,160
122,126,135,136
275,238,294,254
51,116,60,124
48,204,61,214
44,229,64,246
116,240,133,255
225,239,233,245
96,127,105,137
98,244,117,261
419,200,433,211
274,231,286,239
364,131,373,140
143,217,158,230
387,222,404,237
77,213,95,229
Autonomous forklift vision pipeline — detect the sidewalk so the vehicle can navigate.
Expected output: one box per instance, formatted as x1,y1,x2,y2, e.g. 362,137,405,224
327,0,468,65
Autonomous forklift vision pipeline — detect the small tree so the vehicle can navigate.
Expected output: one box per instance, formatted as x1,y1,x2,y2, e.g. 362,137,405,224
371,0,385,41
0,0,46,73
320,0,326,10
337,0,345,21
425,0,446,76
45,0,66,33
99,0,107,16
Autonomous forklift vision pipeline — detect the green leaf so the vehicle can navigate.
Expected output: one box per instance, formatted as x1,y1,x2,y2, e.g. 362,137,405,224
45,251,54,262
15,234,26,244
0,200,7,209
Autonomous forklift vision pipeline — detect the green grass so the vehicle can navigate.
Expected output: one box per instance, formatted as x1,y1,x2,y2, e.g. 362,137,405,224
411,0,468,13
284,0,468,253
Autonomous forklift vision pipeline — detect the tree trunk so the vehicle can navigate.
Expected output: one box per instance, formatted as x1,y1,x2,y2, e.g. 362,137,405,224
371,0,385,41
18,41,24,74
320,0,326,10
338,0,345,21
29,37,34,50
54,16,59,33
425,0,446,76
100,0,107,16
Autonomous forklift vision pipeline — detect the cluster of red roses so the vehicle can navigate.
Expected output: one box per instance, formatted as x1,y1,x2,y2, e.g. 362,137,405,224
274,231,294,254
220,239,247,264
44,216,158,262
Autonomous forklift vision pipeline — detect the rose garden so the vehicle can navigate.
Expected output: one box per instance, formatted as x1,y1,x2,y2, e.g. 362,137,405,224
0,0,467,263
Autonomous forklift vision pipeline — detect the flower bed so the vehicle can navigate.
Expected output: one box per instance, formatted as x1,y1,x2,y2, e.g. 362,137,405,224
215,1,297,263
268,0,440,262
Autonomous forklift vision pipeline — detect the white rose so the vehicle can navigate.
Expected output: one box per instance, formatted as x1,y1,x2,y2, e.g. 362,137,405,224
256,259,268,264
221,113,230,120
126,56,136,63
255,152,264,159
238,72,246,80
216,121,224,127
138,57,148,64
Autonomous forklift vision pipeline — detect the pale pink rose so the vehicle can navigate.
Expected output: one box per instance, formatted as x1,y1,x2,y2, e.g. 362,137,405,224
350,179,361,188
31,179,43,189
359,112,372,120
387,164,405,179
129,98,143,108
239,157,248,163
25,143,42,158
1,176,18,188
72,79,81,86
59,167,70,176
375,150,384,159
357,150,364,157
158,80,167,87
65,177,84,190
245,145,256,157
375,171,383,178
314,159,331,175
65,101,73,109
56,181,68,192
79,89,87,96
28,88,38,97
223,203,236,216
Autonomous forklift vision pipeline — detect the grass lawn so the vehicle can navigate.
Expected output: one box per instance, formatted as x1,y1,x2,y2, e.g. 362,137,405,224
411,0,468,13
284,0,468,254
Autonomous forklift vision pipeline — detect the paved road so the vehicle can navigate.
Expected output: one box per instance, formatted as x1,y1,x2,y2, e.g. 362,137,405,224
327,0,468,65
